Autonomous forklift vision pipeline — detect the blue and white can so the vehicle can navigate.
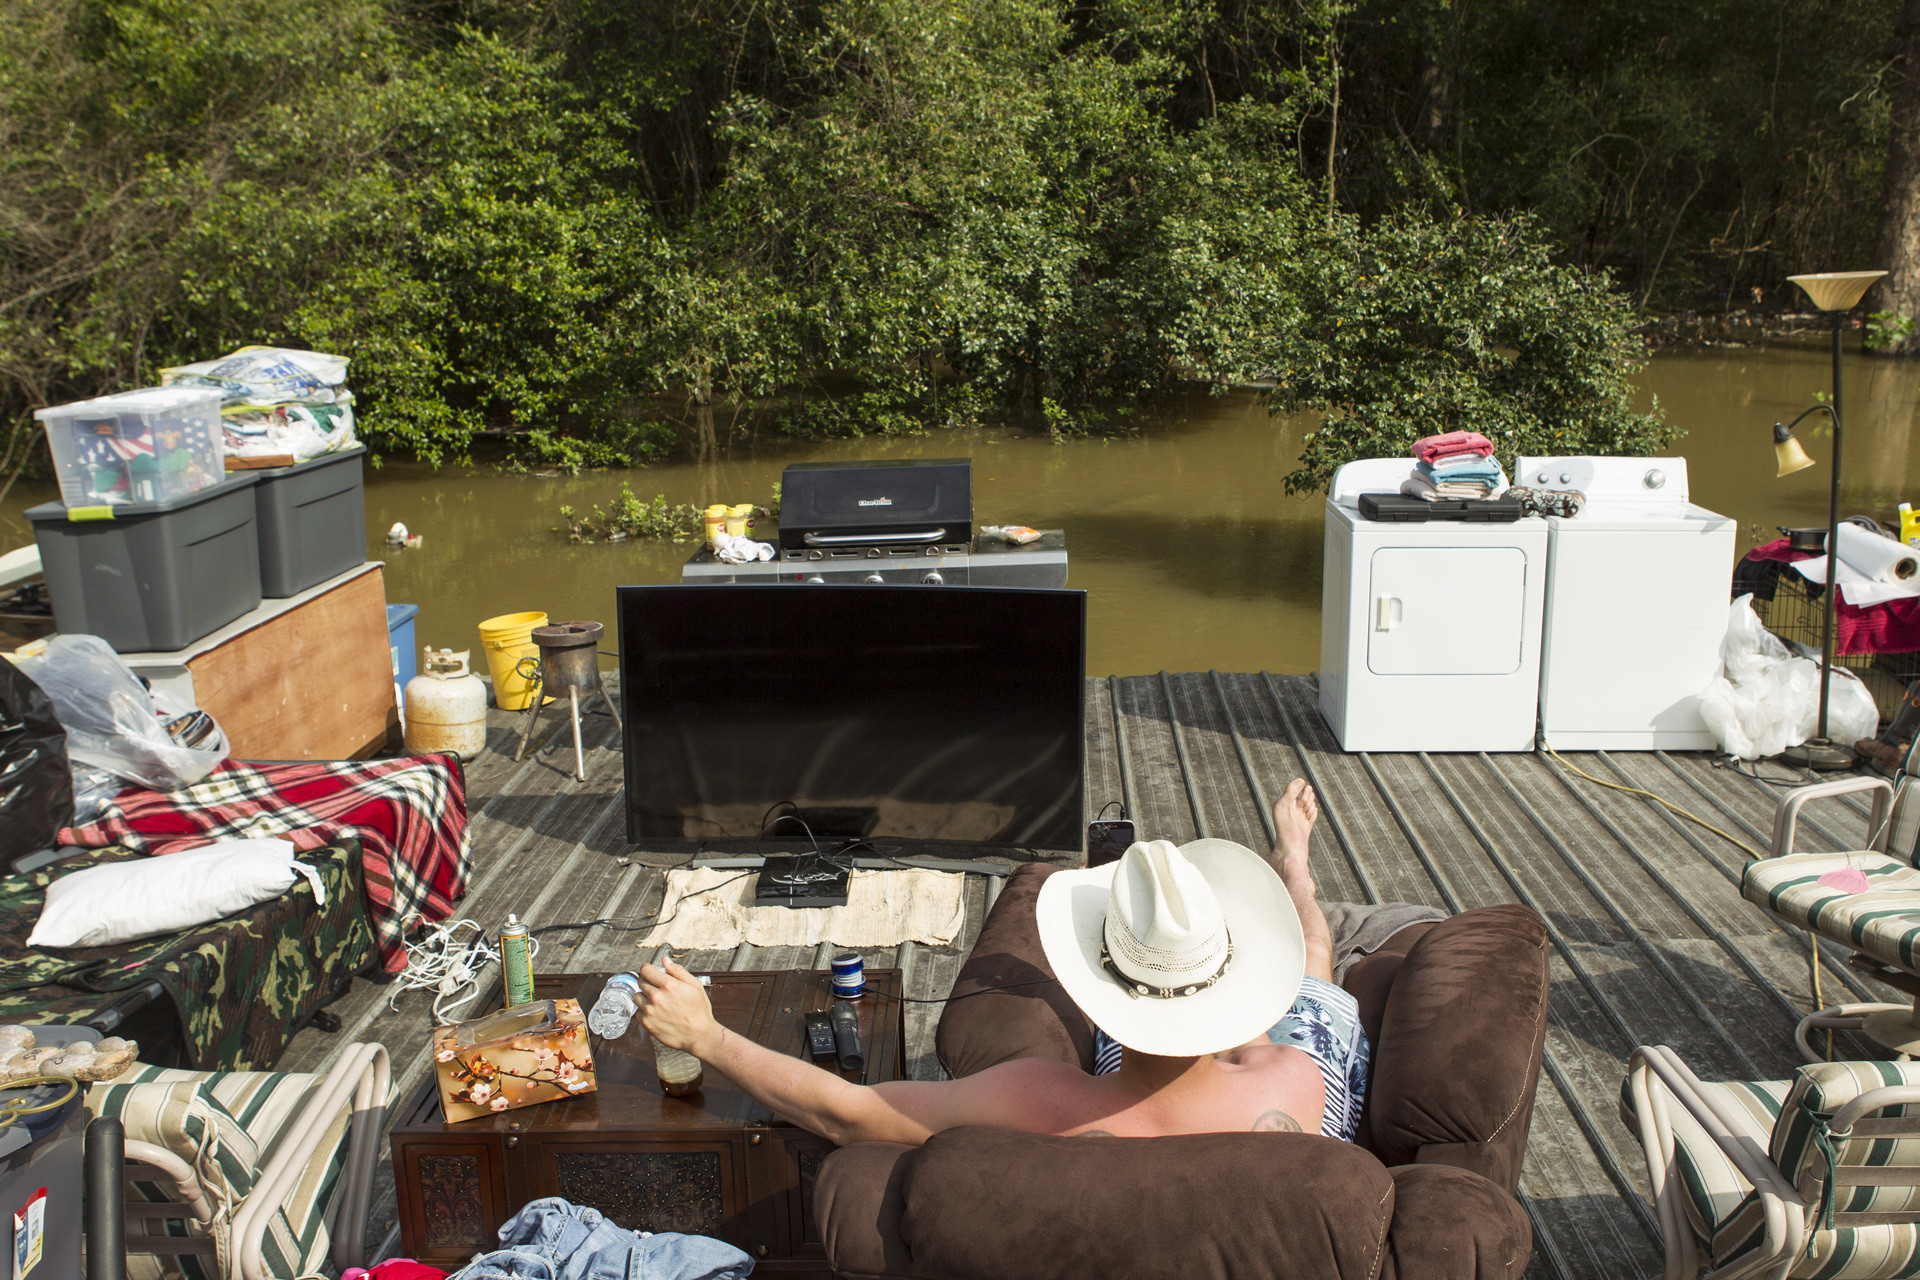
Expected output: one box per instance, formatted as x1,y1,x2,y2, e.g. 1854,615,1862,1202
831,951,865,999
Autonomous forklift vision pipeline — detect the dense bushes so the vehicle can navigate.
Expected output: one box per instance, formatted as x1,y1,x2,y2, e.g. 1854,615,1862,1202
0,0,1676,479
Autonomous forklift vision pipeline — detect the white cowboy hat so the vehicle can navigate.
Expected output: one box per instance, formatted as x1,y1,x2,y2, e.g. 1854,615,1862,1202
1036,838,1304,1057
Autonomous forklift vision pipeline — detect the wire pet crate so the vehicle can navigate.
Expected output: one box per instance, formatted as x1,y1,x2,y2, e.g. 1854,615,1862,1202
1749,569,1920,724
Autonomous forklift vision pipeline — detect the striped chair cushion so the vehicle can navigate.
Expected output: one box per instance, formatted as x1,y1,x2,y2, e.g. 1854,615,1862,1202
88,1064,356,1280
1774,1062,1920,1225
1742,852,1920,970
87,1065,262,1280
1625,1070,1790,1250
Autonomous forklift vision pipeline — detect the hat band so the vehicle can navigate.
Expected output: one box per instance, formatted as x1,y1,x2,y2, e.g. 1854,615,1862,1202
1099,935,1234,1001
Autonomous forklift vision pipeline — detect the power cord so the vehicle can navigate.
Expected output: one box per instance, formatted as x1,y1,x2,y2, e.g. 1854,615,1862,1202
388,920,508,1023
1540,740,1766,860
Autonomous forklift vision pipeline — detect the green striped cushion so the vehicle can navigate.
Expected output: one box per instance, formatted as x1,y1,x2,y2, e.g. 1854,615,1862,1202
1742,852,1920,970
86,1064,262,1280
1774,1062,1920,1224
1628,1069,1789,1248
87,1064,361,1279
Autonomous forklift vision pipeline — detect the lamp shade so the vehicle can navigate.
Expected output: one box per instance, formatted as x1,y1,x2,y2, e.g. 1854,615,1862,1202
1775,436,1815,477
1788,270,1889,312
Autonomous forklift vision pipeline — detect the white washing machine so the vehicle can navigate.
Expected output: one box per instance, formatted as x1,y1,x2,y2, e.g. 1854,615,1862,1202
1518,456,1735,751
1318,459,1549,752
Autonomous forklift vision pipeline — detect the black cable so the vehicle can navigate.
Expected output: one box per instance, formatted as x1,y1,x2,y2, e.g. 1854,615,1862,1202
524,868,757,940
1096,799,1125,820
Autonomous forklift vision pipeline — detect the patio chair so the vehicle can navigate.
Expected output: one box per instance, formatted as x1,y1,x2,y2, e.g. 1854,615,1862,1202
1738,775,1920,1063
84,1041,390,1280
1624,1044,1920,1280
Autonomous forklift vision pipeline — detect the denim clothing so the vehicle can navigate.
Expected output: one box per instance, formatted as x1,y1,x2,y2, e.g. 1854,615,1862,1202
448,1197,753,1280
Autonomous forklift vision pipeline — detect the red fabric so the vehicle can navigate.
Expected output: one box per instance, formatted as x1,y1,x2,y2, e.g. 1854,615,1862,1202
1413,431,1494,463
372,1263,447,1280
1745,538,1920,655
58,756,470,973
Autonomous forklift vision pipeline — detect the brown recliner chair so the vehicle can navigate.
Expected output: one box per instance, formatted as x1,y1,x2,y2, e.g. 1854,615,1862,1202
816,864,1550,1280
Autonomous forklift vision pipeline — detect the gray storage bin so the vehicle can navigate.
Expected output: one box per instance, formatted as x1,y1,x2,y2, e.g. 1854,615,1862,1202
252,445,367,597
27,472,262,652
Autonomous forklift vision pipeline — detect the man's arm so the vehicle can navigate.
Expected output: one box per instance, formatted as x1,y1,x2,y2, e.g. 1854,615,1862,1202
637,962,1085,1146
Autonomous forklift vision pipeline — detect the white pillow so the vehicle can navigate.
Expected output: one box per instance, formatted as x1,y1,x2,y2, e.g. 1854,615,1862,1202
28,838,326,949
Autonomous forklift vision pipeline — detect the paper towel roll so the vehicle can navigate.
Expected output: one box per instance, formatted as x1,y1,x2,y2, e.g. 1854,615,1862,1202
1836,521,1920,583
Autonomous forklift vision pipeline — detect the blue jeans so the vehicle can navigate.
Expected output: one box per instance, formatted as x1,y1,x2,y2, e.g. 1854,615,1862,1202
448,1197,755,1280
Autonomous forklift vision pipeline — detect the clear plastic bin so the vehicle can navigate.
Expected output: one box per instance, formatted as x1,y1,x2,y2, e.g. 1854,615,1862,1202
33,386,224,509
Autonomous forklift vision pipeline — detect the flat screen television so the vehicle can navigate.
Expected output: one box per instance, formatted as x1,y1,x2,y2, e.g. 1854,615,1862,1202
617,584,1086,855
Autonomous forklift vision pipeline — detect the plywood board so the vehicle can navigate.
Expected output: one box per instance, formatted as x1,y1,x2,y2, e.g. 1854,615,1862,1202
189,565,395,759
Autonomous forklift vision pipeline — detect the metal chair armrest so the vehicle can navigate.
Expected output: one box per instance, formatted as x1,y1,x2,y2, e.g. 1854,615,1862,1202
120,1139,215,1225
1773,777,1895,859
1829,1082,1920,1133
230,1042,390,1280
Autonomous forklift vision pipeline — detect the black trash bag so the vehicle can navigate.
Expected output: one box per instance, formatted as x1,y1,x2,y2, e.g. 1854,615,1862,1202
0,659,75,863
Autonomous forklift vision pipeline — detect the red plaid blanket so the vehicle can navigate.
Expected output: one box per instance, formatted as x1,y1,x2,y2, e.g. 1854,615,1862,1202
60,755,470,973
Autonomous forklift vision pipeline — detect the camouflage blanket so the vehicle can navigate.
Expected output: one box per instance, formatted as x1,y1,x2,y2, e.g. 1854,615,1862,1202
0,842,374,1071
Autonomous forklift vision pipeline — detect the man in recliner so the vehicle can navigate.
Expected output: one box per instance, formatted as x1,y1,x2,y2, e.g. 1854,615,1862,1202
637,780,1439,1146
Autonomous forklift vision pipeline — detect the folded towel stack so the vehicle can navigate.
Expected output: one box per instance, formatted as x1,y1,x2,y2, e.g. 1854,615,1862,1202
1401,431,1507,500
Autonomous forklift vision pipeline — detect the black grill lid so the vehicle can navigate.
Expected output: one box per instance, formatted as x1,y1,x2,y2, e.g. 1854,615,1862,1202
777,458,972,550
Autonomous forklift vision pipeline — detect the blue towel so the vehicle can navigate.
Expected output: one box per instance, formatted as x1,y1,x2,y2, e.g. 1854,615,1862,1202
1416,458,1503,485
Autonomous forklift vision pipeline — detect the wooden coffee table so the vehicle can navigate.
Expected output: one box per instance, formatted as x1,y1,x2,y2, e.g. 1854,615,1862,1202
389,969,904,1276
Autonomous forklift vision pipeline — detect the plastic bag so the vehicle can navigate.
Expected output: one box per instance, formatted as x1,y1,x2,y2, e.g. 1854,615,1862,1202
159,346,348,406
13,635,225,791
0,658,75,861
1699,595,1880,759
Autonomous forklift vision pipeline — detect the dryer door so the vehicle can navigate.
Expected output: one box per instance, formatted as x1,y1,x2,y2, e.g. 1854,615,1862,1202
1367,546,1527,675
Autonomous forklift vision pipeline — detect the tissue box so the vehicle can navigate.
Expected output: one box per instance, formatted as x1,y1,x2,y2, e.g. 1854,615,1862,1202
431,998,595,1122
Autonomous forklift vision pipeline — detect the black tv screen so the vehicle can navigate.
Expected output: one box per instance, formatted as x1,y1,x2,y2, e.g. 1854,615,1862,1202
617,584,1086,854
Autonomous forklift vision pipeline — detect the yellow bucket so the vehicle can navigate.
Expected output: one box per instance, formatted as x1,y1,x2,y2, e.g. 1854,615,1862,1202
478,611,547,710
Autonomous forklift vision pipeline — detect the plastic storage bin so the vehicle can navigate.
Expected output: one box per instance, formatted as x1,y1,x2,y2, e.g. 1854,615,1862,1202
388,602,419,710
33,386,224,509
252,445,367,597
27,472,262,652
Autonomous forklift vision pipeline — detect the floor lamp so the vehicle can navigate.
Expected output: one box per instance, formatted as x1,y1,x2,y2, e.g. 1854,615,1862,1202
1774,269,1887,771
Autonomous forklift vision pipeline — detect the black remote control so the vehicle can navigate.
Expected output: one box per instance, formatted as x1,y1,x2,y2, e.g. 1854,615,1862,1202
830,1000,864,1074
804,1012,837,1064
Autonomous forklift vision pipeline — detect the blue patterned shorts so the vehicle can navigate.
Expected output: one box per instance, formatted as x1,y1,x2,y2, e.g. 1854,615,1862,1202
1092,976,1370,1141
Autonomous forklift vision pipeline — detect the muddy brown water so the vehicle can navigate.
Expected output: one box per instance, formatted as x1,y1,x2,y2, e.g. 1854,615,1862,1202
4,346,1919,676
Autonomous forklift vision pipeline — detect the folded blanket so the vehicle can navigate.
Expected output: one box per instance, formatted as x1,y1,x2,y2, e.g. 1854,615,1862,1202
1413,430,1494,462
1416,458,1504,486
1401,476,1493,501
61,756,469,974
1426,446,1492,469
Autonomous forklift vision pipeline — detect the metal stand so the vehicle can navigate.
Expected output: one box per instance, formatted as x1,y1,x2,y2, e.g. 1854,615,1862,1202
512,621,621,781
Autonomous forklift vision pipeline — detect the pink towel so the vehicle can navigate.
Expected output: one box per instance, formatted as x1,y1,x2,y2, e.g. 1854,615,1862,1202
1413,431,1494,463
1428,447,1492,469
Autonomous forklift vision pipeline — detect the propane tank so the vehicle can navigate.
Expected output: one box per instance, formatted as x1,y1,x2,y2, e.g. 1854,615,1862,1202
403,648,488,760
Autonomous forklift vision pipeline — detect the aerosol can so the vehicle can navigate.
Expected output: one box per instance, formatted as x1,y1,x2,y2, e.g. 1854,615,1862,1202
403,648,488,760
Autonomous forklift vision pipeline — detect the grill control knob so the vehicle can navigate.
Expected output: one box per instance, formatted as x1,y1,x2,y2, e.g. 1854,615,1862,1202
1559,472,1571,484
1537,472,1550,484
922,571,945,585
864,573,886,584
804,575,826,584
1644,468,1666,489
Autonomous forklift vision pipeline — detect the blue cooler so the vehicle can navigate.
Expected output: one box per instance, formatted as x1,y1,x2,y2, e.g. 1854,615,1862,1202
388,603,419,712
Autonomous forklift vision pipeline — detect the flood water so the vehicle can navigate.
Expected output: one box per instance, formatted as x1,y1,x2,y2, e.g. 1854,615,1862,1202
5,345,1920,676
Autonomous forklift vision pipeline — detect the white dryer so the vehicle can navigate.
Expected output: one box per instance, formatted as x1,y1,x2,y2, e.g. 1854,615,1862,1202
1318,459,1549,752
1517,456,1734,751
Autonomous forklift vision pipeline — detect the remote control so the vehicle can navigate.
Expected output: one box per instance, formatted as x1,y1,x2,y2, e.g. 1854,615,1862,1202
804,1012,837,1064
830,1000,865,1074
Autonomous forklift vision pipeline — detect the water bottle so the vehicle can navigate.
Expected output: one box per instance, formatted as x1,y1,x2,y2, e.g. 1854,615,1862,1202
588,972,641,1039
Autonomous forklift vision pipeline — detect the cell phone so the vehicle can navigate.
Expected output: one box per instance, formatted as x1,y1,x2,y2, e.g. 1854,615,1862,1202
804,1012,837,1064
1087,818,1136,868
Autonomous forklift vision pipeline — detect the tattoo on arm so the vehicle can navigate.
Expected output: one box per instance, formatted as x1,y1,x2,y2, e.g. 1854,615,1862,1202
1076,1129,1117,1138
1251,1110,1301,1133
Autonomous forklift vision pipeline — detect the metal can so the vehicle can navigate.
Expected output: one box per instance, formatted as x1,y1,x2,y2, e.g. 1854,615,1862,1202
703,505,729,549
500,914,535,1008
830,951,865,999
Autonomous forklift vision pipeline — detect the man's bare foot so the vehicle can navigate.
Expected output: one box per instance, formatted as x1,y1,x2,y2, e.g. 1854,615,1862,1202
1270,779,1318,875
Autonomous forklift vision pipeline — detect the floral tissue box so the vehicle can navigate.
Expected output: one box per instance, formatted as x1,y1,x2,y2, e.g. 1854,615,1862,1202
432,998,596,1121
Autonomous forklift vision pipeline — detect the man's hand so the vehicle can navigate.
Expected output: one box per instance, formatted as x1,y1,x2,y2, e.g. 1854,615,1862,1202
637,961,723,1059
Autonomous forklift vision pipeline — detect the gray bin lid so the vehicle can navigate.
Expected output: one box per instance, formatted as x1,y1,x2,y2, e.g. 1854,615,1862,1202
24,470,261,523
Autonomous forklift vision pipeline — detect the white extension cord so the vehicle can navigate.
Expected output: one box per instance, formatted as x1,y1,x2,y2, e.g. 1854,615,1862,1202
387,919,537,1024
